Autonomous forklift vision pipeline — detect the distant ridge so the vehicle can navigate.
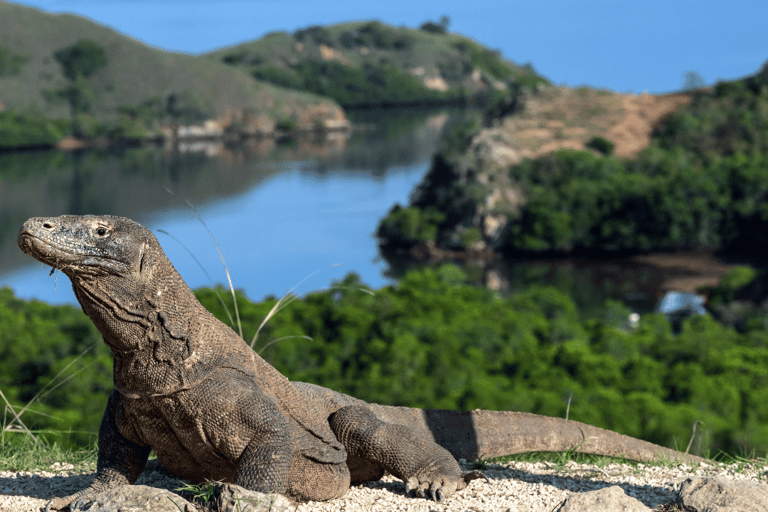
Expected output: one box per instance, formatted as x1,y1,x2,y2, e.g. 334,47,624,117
0,1,345,142
207,20,548,108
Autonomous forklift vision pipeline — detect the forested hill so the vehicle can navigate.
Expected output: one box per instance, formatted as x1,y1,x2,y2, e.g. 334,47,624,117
377,61,768,259
0,1,344,147
207,20,548,107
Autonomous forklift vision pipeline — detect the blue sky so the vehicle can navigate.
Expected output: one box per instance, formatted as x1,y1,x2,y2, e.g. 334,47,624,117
9,0,768,93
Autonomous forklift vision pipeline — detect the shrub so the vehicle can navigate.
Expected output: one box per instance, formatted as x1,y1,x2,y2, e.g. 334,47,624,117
294,26,334,47
0,45,27,76
419,21,446,34
275,117,299,131
0,111,69,148
376,205,445,248
586,135,615,155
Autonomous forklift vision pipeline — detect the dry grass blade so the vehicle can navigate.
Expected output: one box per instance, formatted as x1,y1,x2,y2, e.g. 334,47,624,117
250,277,375,350
330,285,375,296
250,293,300,349
163,187,243,339
157,229,236,328
0,342,96,443
258,335,313,355
249,269,327,349
0,388,36,442
686,421,700,455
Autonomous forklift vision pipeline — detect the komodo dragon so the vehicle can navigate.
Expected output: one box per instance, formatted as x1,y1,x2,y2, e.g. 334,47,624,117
18,215,705,510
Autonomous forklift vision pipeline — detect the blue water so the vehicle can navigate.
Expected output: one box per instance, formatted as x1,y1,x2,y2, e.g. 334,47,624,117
4,159,428,305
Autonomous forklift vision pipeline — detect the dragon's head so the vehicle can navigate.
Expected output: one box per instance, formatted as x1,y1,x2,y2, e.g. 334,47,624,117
18,215,155,279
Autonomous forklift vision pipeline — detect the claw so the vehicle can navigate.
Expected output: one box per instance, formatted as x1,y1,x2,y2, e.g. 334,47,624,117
405,479,415,497
463,470,489,483
429,486,445,502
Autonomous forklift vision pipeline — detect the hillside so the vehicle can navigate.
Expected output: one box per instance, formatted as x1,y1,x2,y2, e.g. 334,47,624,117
377,61,768,259
0,1,345,146
207,20,547,107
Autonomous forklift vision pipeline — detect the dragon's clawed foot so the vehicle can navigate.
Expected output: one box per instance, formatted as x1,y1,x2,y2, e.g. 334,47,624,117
43,496,70,512
404,468,489,502
405,477,448,502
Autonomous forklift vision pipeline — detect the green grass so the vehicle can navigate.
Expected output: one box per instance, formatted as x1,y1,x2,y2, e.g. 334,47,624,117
471,450,768,477
0,433,96,473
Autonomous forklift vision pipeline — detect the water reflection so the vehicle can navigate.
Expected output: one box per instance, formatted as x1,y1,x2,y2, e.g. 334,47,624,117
1,107,477,304
384,251,734,320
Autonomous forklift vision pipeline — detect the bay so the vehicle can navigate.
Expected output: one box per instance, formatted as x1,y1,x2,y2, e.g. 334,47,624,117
1,106,735,318
1,108,474,305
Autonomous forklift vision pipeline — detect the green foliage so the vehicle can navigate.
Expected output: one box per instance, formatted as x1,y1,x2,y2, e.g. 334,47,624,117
586,135,615,155
215,20,546,108
275,117,299,131
53,39,108,81
0,110,69,148
175,482,217,505
377,151,490,251
498,142,768,255
439,117,482,159
376,205,445,247
50,40,108,132
295,25,336,47
254,60,457,108
419,21,447,34
5,266,768,456
0,287,110,448
452,39,514,81
355,21,415,50
0,45,27,76
459,227,483,248
52,76,96,115
709,266,758,306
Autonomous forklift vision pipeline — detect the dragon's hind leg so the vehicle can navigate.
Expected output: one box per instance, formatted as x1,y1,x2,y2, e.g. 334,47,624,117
329,405,479,501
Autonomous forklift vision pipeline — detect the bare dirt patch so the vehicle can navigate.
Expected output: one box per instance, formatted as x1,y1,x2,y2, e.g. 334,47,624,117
474,86,694,171
607,93,693,157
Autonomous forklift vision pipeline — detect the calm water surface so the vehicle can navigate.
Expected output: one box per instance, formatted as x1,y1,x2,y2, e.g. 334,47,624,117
1,108,470,305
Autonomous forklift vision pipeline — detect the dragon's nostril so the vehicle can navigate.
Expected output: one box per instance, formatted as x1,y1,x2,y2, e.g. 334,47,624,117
43,223,53,229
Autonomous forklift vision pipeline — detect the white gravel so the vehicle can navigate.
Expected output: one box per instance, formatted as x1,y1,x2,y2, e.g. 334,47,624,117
2,459,766,512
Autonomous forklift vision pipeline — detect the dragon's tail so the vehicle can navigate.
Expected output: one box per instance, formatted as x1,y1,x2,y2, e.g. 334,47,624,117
366,405,706,464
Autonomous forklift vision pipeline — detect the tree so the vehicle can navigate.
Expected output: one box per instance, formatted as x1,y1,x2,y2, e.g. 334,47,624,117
683,71,705,91
51,40,108,135
439,15,451,32
53,39,107,81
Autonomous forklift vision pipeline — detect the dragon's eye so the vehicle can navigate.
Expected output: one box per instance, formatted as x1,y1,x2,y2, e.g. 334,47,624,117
96,227,108,237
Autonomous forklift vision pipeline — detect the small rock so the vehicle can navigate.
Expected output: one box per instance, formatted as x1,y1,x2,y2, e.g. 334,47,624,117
677,476,768,512
555,485,651,512
71,484,195,512
215,483,304,512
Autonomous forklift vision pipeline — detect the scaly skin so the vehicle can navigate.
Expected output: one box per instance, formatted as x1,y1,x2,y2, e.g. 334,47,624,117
17,215,705,510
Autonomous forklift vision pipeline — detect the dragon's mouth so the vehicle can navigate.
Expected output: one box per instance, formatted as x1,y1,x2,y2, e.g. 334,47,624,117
18,230,129,277
17,232,69,268
18,231,106,271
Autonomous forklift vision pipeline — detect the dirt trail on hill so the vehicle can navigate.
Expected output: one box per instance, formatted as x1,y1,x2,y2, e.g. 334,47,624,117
607,93,693,157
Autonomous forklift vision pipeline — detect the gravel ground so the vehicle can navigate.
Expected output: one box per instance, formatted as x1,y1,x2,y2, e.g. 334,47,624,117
2,459,766,512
